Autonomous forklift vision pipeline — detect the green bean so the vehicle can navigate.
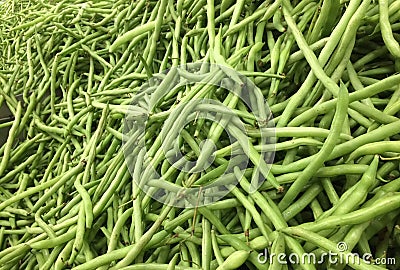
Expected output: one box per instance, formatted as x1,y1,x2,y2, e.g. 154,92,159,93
277,0,361,127
199,218,212,270
82,44,112,69
235,167,285,230
299,193,400,232
113,205,173,268
290,72,400,126
40,244,64,270
25,38,34,91
10,14,56,31
330,222,371,270
108,207,133,252
34,206,56,239
217,234,266,269
268,232,285,270
379,0,400,58
30,226,76,250
109,21,157,52
211,229,224,267
231,187,272,240
226,0,245,31
330,120,400,160
265,120,400,178
282,184,323,221
283,3,343,98
290,0,313,15
74,180,93,228
0,153,38,185
309,199,323,220
326,157,378,224
147,0,169,66
278,84,349,210
0,106,23,171
250,126,353,141
260,0,283,23
228,125,283,191
69,204,85,264
54,241,73,269
0,160,81,212
196,206,229,235
347,142,400,161
273,8,285,33
288,37,330,65
185,240,201,268
0,243,31,266
216,250,250,270
348,107,372,128
166,253,180,270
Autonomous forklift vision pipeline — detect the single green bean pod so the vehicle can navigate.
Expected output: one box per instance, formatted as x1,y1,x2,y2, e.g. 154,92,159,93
216,250,251,270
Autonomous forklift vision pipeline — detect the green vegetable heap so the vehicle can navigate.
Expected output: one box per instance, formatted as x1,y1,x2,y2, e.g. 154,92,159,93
0,0,400,269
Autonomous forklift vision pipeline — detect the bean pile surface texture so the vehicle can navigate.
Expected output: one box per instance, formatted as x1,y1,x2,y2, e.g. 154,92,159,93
1,0,400,269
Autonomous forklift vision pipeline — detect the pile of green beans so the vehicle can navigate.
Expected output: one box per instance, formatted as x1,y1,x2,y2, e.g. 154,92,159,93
1,0,400,269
